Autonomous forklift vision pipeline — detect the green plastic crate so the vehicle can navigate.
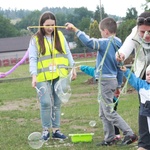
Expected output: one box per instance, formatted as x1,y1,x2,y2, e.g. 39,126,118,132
69,133,94,143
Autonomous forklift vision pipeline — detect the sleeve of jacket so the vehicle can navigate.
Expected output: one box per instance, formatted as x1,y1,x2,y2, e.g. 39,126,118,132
64,38,75,67
118,26,137,60
80,65,95,77
76,30,100,51
116,66,123,88
124,68,140,91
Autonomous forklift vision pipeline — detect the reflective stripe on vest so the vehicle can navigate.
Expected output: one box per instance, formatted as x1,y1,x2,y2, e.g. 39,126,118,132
36,31,69,82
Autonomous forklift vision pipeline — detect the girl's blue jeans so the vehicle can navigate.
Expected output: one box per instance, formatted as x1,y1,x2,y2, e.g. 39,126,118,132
37,78,61,129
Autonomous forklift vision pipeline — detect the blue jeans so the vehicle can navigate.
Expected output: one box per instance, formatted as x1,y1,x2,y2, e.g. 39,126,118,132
37,78,61,129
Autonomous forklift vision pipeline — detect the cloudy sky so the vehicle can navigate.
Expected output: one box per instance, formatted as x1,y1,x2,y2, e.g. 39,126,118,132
0,0,147,17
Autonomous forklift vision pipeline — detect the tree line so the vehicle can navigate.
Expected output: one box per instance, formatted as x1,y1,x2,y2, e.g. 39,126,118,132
0,0,149,53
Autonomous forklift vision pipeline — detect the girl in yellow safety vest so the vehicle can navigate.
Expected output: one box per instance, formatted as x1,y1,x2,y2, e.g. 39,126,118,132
28,11,76,141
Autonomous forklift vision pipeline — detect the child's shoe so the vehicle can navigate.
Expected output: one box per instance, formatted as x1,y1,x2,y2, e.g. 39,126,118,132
96,137,119,146
41,130,50,141
52,130,68,140
121,134,138,145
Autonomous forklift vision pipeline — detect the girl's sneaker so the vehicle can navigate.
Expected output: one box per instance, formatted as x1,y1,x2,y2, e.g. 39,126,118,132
41,130,50,141
52,130,68,140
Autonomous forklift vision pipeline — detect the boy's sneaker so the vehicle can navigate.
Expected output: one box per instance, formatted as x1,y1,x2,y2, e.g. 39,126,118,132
121,134,138,145
96,137,119,146
52,130,68,140
41,130,50,141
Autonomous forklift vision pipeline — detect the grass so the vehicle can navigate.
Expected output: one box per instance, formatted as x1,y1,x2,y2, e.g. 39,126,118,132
0,62,139,150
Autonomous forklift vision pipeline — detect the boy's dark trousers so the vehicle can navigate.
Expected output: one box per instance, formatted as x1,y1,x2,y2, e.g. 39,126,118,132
113,97,120,135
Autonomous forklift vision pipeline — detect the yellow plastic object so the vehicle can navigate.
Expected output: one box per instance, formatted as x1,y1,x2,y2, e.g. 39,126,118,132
69,133,94,143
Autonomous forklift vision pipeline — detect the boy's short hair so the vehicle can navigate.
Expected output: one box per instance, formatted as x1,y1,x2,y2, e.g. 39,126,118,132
99,17,117,33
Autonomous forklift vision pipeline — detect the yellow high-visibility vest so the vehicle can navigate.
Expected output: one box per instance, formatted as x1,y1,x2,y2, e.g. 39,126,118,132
36,31,69,82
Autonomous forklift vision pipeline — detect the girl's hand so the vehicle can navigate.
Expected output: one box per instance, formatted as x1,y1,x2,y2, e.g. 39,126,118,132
32,75,37,88
120,66,127,72
76,65,81,70
71,68,77,80
0,72,6,78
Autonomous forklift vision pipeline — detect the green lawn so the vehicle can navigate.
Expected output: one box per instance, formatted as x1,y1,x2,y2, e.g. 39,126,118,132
0,63,139,150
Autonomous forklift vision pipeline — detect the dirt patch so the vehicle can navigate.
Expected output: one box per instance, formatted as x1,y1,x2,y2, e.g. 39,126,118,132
0,98,38,111
0,76,136,112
